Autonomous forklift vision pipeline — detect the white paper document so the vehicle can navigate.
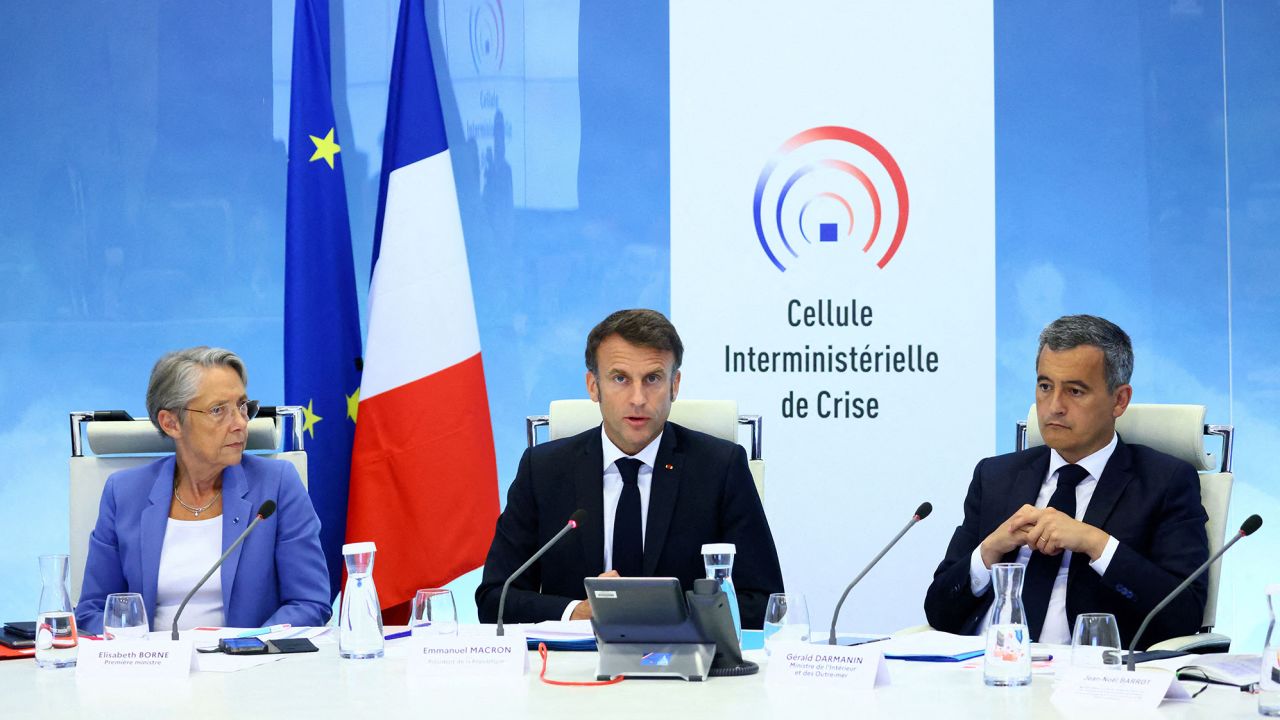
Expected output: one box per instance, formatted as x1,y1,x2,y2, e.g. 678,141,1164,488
1142,652,1261,687
522,620,594,641
879,631,984,661
193,652,286,673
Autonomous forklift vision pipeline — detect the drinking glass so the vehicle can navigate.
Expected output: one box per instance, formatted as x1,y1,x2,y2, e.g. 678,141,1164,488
410,588,458,637
103,593,149,641
1070,613,1122,668
763,592,810,655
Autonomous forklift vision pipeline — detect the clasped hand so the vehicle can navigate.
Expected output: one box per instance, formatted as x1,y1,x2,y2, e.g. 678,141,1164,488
980,504,1109,568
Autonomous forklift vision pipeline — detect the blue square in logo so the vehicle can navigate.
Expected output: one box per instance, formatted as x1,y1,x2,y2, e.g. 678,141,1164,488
820,223,838,242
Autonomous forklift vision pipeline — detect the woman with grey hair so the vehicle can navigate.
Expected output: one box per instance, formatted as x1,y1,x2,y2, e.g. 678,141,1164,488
75,347,331,634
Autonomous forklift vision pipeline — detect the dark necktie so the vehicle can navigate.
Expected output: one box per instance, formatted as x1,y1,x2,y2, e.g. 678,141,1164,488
612,458,644,577
1022,463,1089,642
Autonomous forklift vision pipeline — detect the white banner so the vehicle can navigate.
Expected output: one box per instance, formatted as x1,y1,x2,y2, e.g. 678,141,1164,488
671,1,995,633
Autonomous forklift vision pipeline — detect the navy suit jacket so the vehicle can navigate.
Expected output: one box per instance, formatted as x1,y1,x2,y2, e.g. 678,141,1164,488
75,454,332,634
476,422,784,627
923,437,1209,649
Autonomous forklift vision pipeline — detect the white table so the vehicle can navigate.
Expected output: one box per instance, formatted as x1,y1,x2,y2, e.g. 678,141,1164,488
0,636,1261,719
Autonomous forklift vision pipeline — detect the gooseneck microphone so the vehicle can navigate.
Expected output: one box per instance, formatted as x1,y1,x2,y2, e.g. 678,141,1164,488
828,502,932,645
496,509,587,637
1125,513,1262,671
171,500,277,640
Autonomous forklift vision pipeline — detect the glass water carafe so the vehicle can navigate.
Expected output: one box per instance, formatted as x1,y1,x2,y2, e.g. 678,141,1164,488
1260,584,1280,716
983,562,1031,686
35,554,78,669
702,543,742,643
339,542,384,659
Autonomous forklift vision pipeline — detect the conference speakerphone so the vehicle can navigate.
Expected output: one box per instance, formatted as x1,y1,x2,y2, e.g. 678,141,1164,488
586,577,758,682
586,577,715,681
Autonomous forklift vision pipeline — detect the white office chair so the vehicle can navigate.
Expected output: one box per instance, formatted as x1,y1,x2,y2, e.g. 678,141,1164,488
66,407,308,604
525,399,766,498
1018,403,1234,653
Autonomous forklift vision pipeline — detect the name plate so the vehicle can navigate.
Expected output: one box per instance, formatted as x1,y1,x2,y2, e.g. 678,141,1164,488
76,639,194,680
1051,667,1191,709
406,633,527,678
765,641,890,689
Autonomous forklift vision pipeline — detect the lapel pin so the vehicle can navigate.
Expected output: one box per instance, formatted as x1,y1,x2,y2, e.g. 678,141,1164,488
233,517,240,524
664,464,674,470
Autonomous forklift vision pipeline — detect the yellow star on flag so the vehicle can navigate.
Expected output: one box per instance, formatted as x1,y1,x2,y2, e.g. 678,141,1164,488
301,399,323,439
309,128,341,169
346,387,360,423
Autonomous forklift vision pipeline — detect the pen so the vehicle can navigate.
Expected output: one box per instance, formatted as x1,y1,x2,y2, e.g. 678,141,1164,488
384,629,412,641
237,624,291,638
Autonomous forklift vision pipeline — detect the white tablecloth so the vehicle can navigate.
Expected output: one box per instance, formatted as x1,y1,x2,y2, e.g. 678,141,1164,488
0,636,1260,719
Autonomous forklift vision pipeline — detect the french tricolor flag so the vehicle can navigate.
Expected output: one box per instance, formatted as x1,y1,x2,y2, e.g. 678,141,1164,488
347,0,499,620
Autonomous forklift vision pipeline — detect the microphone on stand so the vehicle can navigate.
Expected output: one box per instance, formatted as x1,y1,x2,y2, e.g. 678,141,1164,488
496,509,588,637
171,500,277,640
828,502,933,645
1125,513,1262,670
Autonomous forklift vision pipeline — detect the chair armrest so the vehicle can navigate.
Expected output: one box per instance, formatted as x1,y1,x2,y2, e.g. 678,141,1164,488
1146,632,1231,654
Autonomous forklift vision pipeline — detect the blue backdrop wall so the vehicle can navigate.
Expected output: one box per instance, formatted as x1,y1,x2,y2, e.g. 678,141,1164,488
1,0,1276,644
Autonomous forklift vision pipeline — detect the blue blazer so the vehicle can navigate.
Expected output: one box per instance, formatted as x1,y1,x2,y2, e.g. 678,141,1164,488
75,454,332,634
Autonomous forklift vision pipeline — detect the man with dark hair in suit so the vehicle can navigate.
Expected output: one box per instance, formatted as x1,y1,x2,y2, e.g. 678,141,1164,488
924,315,1208,648
476,309,784,625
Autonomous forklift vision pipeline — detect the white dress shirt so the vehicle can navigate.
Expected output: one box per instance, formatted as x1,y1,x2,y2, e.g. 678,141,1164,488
969,433,1122,644
152,516,225,631
561,427,663,620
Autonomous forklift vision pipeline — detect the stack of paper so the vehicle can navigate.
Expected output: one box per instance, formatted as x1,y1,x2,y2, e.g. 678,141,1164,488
880,631,985,662
1140,653,1262,689
521,620,596,651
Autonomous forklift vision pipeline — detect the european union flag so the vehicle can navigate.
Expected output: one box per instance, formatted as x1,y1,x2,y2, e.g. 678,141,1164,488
284,0,362,602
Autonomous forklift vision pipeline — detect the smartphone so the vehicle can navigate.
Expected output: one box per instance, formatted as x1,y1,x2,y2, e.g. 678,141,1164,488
266,638,319,654
0,632,36,650
218,637,269,655
3,622,36,639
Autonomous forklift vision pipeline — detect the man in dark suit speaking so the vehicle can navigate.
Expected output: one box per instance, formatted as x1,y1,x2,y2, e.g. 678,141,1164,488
924,315,1208,648
476,309,783,626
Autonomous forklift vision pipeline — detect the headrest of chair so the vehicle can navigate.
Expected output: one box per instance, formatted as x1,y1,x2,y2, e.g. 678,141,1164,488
1024,403,1216,471
548,399,740,444
547,400,603,441
85,418,280,455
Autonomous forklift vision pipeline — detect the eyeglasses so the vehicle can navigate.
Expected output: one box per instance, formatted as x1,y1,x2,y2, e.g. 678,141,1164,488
182,400,260,425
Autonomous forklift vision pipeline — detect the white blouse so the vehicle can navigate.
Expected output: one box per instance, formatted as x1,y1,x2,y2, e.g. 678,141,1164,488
151,517,226,631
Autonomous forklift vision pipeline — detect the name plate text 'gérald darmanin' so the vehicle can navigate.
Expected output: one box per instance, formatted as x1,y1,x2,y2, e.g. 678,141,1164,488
765,641,890,690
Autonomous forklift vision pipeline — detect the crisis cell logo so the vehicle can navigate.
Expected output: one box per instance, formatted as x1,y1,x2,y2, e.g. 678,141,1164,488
470,0,505,74
752,126,909,272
